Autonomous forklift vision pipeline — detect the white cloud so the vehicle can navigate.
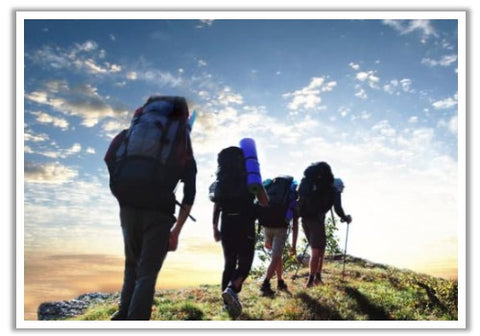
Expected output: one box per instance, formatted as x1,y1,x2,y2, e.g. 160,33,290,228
349,62,360,70
25,82,129,127
356,70,380,89
448,115,458,134
196,20,214,28
24,131,49,143
126,71,137,80
421,55,457,67
408,116,419,123
86,147,96,154
339,107,350,118
25,161,78,184
217,87,243,105
102,119,129,137
400,78,414,93
372,120,397,137
283,77,336,111
438,115,458,135
75,40,98,52
383,19,438,40
31,111,69,130
133,68,183,87
354,88,367,100
27,40,123,76
66,143,82,156
29,142,83,159
432,94,458,110
384,78,414,95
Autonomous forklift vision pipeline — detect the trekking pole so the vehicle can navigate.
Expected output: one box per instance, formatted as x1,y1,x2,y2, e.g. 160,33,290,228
292,242,309,280
342,222,350,281
175,200,197,222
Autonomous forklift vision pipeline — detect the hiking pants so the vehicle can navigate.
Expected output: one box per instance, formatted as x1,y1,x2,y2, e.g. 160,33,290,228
118,206,175,320
220,212,256,292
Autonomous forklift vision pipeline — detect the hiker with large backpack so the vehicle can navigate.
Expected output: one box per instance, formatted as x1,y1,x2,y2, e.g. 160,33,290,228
105,96,197,320
257,176,299,296
210,144,268,319
298,162,352,288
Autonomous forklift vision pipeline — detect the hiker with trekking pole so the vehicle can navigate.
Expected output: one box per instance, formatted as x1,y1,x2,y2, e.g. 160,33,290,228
297,162,352,288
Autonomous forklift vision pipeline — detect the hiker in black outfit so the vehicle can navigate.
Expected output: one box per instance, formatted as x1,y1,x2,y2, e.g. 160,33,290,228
210,146,268,319
106,96,197,320
299,163,352,288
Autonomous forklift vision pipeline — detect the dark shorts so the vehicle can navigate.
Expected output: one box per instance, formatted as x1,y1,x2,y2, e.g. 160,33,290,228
302,215,326,250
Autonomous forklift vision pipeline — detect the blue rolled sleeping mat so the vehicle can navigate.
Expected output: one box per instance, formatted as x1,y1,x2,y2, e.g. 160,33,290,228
239,138,263,195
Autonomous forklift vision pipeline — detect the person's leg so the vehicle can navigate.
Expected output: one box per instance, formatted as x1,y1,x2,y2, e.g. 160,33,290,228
305,218,322,287
220,216,238,292
220,233,238,291
126,210,173,320
274,228,288,280
222,212,255,319
263,227,277,281
229,215,255,293
116,206,141,319
274,229,289,290
308,247,320,286
315,215,327,284
230,233,255,293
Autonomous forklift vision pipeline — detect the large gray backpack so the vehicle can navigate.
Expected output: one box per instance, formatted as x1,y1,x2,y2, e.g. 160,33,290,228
109,96,193,211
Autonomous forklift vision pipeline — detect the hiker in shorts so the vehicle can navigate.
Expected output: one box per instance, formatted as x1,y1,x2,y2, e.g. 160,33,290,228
257,177,299,296
210,146,268,319
299,163,352,288
106,96,197,320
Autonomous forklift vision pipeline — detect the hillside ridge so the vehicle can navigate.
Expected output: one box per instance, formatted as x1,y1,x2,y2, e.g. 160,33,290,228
37,255,458,321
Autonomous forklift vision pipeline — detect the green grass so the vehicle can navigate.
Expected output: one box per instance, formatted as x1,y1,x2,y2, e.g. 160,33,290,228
70,256,458,321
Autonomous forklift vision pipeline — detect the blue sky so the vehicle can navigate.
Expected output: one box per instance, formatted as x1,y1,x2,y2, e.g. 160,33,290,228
19,12,464,319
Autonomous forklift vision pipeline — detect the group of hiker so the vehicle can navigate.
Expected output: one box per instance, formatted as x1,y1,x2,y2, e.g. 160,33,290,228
104,96,352,320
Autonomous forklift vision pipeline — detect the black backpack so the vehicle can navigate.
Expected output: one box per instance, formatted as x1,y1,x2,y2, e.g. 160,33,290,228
258,175,294,228
107,96,194,212
298,162,334,219
209,146,251,207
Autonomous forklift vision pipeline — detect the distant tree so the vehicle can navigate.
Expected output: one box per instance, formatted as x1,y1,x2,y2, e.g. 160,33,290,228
252,212,342,278
325,211,342,255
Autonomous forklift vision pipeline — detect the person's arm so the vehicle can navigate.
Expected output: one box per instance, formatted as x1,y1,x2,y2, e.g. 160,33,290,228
169,159,197,251
291,215,298,256
169,204,191,251
333,189,352,224
256,186,269,207
180,159,197,206
212,203,221,242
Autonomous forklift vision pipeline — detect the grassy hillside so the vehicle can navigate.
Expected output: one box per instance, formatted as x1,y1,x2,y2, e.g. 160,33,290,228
68,255,457,321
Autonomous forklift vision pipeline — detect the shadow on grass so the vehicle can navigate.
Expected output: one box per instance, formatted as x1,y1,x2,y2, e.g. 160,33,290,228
344,286,391,320
296,292,344,320
415,281,449,313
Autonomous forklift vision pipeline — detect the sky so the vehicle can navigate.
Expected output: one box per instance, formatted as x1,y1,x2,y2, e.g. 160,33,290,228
18,12,465,321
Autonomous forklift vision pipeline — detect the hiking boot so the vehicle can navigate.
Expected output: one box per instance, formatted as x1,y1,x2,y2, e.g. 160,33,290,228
260,280,275,296
110,310,126,320
222,287,242,319
305,275,315,288
314,274,324,286
277,279,288,291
